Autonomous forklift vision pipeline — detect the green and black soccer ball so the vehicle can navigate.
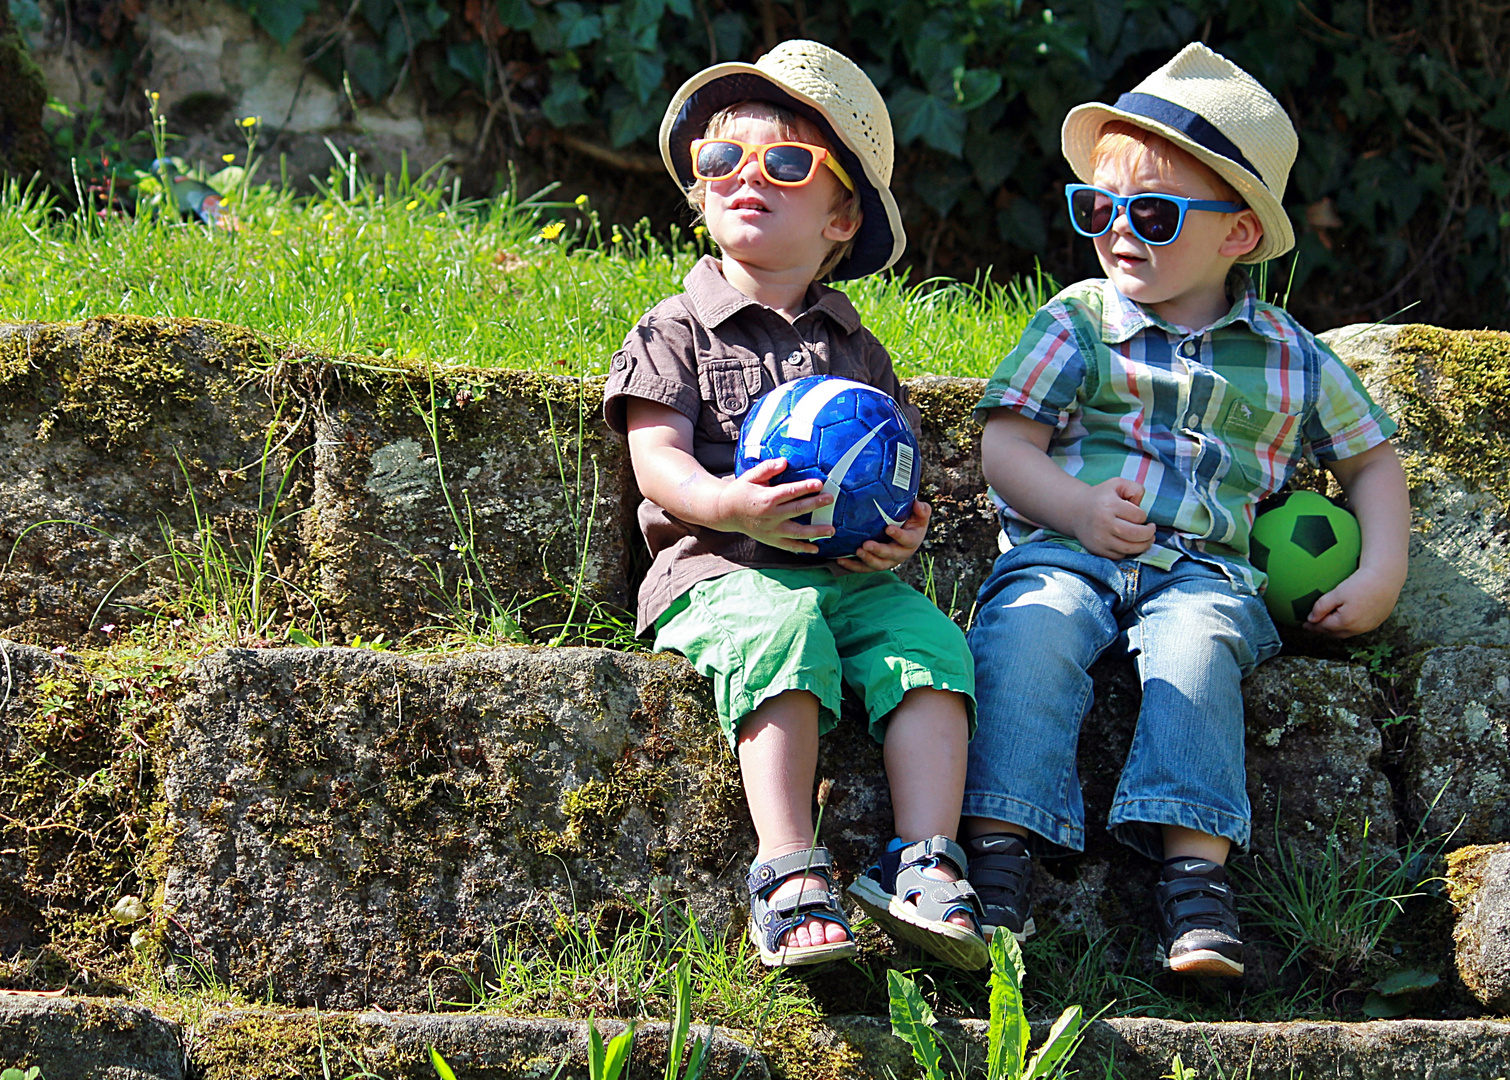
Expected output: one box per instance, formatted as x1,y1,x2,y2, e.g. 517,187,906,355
1250,489,1361,625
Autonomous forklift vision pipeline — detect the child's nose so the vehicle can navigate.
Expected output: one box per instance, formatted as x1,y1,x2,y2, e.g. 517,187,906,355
737,152,765,184
1108,205,1135,237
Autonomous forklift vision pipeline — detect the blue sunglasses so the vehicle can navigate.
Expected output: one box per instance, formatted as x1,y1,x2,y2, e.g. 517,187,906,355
1066,183,1245,246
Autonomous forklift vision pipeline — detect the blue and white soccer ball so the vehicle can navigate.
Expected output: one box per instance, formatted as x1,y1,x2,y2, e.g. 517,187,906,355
734,375,920,559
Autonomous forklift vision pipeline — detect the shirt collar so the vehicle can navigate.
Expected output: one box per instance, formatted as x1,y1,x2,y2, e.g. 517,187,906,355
1098,268,1283,344
682,255,862,334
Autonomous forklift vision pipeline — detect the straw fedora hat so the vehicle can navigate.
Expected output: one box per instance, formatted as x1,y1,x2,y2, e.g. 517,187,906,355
659,39,906,280
1061,42,1298,264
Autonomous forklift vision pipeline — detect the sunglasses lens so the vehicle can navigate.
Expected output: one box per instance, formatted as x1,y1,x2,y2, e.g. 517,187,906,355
762,144,817,183
1072,188,1113,235
1129,196,1181,243
695,141,744,179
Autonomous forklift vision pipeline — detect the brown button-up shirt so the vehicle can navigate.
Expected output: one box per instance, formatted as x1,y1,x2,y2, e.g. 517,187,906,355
603,255,921,634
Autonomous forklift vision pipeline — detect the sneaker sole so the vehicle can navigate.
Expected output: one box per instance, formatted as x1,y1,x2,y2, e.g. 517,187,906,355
1161,947,1244,977
847,878,990,971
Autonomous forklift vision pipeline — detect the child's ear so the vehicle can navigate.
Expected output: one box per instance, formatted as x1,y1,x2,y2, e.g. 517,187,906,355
1220,209,1263,259
823,204,862,243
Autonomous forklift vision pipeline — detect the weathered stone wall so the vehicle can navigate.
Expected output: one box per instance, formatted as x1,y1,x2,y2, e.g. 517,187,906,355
0,318,1508,1045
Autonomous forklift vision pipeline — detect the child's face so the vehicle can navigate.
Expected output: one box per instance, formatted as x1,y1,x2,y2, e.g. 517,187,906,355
1089,144,1256,327
700,110,858,279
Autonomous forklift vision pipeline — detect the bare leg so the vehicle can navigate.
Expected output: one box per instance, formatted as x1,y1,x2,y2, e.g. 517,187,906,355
1162,824,1230,865
962,816,1033,841
884,686,975,930
737,689,848,949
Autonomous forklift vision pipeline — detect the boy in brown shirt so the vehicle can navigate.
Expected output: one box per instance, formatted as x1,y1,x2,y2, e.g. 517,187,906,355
602,41,986,969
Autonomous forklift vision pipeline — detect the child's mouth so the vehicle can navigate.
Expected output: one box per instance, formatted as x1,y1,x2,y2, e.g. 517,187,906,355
729,197,768,212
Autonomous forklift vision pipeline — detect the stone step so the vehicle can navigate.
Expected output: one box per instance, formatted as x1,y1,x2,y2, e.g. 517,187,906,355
5,997,1510,1079
3,637,1508,1011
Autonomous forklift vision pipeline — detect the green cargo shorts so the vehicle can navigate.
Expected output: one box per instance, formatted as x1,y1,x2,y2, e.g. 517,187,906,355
653,566,975,749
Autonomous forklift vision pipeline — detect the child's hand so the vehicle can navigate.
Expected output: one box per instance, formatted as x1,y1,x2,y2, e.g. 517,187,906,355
1072,478,1156,559
837,499,931,574
1301,565,1403,638
715,457,837,553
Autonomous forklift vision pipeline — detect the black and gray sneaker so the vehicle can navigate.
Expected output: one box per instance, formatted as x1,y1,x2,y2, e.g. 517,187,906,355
1154,857,1244,977
964,833,1036,941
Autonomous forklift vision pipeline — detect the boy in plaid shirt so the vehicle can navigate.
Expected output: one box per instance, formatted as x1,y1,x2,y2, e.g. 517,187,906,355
962,43,1410,976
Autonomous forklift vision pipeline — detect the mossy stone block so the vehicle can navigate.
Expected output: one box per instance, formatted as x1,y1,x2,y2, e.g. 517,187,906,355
1408,647,1510,845
1321,324,1510,651
1447,843,1510,1013
0,317,305,644
308,365,633,641
160,645,749,1009
0,996,183,1080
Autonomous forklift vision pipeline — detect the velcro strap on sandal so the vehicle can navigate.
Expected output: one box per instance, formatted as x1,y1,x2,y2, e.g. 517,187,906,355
747,847,836,896
763,888,838,922
898,835,969,877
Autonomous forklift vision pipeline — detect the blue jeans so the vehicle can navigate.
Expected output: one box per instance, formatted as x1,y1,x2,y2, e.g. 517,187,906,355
964,543,1281,861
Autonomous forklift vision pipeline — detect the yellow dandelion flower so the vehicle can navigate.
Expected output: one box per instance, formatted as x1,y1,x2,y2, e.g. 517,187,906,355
574,194,589,207
693,224,707,236
323,212,335,221
405,199,419,210
241,116,260,128
540,221,565,241
150,91,160,101
271,229,284,236
611,230,623,243
222,153,236,163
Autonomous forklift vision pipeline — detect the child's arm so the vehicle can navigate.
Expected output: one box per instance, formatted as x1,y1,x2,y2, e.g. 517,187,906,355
1306,441,1410,637
625,399,837,554
981,409,1157,560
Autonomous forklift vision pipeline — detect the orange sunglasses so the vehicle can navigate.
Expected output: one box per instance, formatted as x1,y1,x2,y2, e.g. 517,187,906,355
690,138,855,191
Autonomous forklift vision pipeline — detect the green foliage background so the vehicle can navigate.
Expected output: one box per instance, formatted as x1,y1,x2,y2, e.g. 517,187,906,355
35,0,1510,328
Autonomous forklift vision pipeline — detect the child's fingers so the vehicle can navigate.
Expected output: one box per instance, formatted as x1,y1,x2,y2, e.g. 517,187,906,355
741,457,790,484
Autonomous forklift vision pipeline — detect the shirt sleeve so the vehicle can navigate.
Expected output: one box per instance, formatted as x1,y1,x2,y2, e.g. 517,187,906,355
602,303,703,435
860,330,923,436
972,303,1089,428
1301,336,1399,461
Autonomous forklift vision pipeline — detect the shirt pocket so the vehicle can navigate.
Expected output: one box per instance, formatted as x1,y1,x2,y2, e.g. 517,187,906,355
697,358,764,438
1219,394,1304,497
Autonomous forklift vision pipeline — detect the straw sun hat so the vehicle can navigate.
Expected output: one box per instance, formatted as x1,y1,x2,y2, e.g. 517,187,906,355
659,39,905,280
1061,42,1298,264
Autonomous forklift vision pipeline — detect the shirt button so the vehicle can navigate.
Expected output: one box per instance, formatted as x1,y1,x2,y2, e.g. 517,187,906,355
1187,412,1200,426
1181,341,1197,356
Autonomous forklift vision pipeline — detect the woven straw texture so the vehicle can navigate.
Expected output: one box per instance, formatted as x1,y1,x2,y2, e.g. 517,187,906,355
1062,42,1298,264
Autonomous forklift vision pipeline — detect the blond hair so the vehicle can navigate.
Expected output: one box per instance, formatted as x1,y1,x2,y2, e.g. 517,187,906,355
686,101,861,279
1091,120,1243,202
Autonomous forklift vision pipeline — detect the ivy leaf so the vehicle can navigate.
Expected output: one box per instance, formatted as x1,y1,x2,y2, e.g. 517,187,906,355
361,0,393,30
890,86,965,157
540,75,592,127
495,0,535,29
246,0,319,46
966,130,1018,190
1371,969,1439,997
1362,991,1413,1019
557,2,603,48
610,100,658,147
346,41,397,99
914,164,973,218
953,67,1002,111
447,42,489,91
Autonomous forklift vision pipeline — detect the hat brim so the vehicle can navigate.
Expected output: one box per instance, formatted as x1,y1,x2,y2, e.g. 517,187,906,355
659,63,906,280
1061,102,1294,264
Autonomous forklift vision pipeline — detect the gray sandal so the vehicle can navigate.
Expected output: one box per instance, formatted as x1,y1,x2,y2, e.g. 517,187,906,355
847,836,990,970
747,847,857,967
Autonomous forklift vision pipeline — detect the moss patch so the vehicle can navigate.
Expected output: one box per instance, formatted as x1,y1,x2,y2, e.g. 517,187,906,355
1387,326,1510,507
0,316,273,447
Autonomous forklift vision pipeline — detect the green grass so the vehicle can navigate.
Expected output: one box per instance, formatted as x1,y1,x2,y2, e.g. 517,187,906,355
0,160,1037,377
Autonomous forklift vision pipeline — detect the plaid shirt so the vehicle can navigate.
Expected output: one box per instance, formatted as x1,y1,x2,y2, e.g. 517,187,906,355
974,271,1397,594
